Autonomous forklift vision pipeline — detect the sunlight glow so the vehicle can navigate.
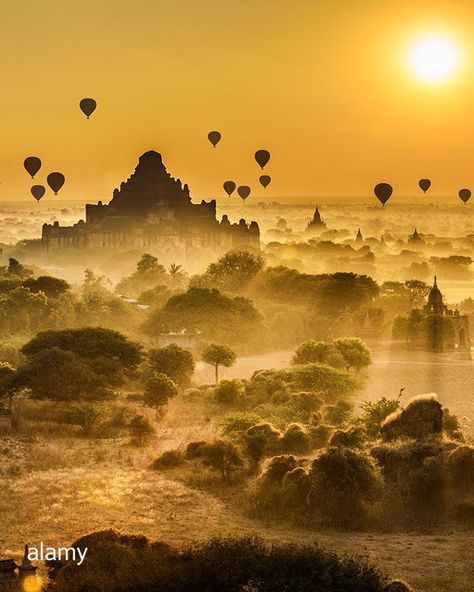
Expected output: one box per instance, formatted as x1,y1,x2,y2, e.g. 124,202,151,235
407,34,460,82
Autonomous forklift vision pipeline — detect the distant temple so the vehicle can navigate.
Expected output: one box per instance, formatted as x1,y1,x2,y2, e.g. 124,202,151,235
408,228,424,245
424,276,470,350
0,546,37,592
42,151,260,265
355,228,364,243
306,206,326,232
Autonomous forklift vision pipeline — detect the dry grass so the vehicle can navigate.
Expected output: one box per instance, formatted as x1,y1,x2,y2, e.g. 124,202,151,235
1,394,473,592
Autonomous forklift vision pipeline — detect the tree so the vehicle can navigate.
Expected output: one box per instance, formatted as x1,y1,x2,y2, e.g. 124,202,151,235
143,288,261,345
201,250,264,291
116,255,166,297
147,344,194,387
201,439,243,481
22,276,70,299
144,373,178,408
168,263,187,289
21,327,142,381
202,344,236,384
67,402,104,436
14,347,113,401
334,338,372,372
291,340,329,365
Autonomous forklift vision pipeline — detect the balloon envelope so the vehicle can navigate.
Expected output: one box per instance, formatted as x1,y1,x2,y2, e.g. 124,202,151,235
374,182,393,205
223,181,236,196
208,131,221,147
419,179,431,193
24,156,41,178
255,149,270,169
459,188,471,203
259,175,271,188
47,172,65,195
237,185,251,200
80,98,97,118
31,185,45,202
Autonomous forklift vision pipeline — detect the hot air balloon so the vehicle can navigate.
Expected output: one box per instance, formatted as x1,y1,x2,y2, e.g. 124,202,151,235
208,131,221,147
255,149,270,169
80,98,97,119
237,186,251,200
259,175,271,189
374,183,393,206
419,179,431,193
223,181,236,197
47,172,65,195
24,157,41,179
459,188,471,203
31,185,45,202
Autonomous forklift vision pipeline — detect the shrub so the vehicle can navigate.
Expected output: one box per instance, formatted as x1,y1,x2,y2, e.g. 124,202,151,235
201,439,244,481
334,338,372,372
446,445,474,495
214,378,245,405
261,455,300,484
322,399,353,426
66,402,105,436
152,449,184,469
360,396,401,440
279,423,313,455
288,391,324,413
144,373,178,408
49,532,389,592
185,440,209,459
329,426,366,448
243,422,281,473
383,581,414,592
147,344,194,387
283,363,360,398
129,415,155,446
309,447,382,529
291,340,329,365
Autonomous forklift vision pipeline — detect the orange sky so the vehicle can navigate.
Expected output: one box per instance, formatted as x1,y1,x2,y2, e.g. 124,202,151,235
1,0,474,204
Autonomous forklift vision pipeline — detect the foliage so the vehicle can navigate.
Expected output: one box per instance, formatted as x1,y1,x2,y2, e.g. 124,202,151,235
309,447,382,529
334,338,372,372
196,250,264,291
202,343,236,383
143,288,262,345
129,414,156,446
48,532,389,592
291,340,330,365
66,402,104,436
147,344,194,387
200,439,244,481
143,373,178,408
360,395,402,439
214,378,244,405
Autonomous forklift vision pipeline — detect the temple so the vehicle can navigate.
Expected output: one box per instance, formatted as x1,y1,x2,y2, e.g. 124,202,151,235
42,151,260,265
306,206,326,232
424,276,470,350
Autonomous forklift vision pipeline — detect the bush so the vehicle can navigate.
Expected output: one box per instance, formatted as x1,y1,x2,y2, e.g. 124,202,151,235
279,423,313,455
329,426,366,448
261,454,300,484
152,449,184,469
200,439,244,481
291,340,329,365
48,532,390,592
144,373,178,408
309,447,382,529
283,363,360,398
446,445,474,495
185,440,209,459
129,415,155,446
322,399,353,426
147,344,194,387
214,378,245,405
383,581,414,592
243,422,281,473
288,391,324,413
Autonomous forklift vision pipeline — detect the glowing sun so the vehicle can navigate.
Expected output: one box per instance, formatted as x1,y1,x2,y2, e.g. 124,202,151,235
407,34,460,82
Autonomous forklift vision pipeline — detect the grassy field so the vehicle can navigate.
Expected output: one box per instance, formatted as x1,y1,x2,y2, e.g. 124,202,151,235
1,393,473,592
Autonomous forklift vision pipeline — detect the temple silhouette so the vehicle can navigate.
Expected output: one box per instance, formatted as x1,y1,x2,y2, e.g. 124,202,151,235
42,151,260,264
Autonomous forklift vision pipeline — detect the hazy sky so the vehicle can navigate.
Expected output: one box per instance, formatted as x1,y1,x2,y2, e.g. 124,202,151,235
1,0,474,203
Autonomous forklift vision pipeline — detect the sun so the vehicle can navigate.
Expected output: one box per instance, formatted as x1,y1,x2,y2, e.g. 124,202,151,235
407,34,460,83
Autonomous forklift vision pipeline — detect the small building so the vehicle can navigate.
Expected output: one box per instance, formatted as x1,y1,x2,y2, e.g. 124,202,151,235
306,206,327,233
0,547,37,592
424,276,471,350
408,228,424,245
